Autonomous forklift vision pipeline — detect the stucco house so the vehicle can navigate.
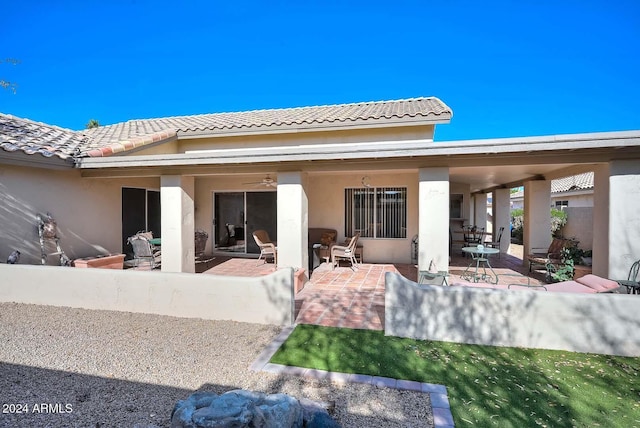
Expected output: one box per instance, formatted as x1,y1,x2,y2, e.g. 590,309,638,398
1,97,640,281
511,171,594,210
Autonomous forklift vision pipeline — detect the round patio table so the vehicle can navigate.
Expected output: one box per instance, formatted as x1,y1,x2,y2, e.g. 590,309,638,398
461,246,500,284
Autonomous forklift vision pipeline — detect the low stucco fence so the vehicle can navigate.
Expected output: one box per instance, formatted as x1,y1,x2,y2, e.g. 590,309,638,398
0,264,295,325
385,272,640,357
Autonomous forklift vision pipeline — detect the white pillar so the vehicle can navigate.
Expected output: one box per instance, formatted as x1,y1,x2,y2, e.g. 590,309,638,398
277,172,308,272
607,159,640,279
473,193,488,232
493,188,511,253
592,164,610,277
523,179,551,267
161,175,195,273
418,167,450,273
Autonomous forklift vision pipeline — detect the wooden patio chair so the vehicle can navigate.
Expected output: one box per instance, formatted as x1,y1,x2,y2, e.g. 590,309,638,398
527,237,576,272
331,232,360,270
252,230,277,266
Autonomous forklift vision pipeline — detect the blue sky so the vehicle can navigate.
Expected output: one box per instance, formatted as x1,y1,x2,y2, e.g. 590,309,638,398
1,0,639,140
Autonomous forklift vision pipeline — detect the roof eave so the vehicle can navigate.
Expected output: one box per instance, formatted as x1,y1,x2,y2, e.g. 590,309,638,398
0,151,76,169
75,129,640,170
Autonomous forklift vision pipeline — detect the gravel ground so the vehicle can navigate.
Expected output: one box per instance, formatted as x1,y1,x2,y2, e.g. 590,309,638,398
0,303,433,427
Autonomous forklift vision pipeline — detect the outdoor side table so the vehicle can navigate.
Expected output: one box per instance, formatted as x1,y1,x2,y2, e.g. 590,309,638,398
461,246,500,284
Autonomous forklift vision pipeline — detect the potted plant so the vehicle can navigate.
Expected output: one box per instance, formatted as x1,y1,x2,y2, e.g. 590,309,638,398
549,246,585,282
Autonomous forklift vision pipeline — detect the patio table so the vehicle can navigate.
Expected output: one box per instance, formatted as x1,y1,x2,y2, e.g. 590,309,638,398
461,246,500,284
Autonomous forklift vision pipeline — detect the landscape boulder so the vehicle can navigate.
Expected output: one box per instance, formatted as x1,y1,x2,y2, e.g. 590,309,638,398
171,390,339,428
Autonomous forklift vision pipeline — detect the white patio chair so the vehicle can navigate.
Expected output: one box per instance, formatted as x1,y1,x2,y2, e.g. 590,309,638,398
331,232,361,270
253,230,277,266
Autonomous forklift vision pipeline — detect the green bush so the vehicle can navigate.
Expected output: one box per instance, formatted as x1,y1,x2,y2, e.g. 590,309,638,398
510,208,523,243
510,208,567,243
550,208,568,237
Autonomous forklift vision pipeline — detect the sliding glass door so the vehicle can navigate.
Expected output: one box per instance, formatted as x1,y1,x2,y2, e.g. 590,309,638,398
122,187,161,256
213,191,277,254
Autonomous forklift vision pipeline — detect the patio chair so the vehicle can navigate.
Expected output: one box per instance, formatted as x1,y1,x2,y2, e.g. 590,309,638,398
127,233,161,269
527,237,576,273
331,232,360,270
462,225,484,255
615,259,640,294
485,226,505,257
252,230,277,266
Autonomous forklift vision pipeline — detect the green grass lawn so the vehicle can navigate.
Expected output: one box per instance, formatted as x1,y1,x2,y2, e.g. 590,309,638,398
270,324,640,427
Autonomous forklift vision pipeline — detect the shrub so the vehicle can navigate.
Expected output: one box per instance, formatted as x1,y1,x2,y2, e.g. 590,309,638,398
510,209,524,243
550,208,568,237
510,208,567,243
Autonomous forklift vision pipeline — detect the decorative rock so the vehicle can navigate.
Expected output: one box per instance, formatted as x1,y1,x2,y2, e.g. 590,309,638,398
171,390,340,428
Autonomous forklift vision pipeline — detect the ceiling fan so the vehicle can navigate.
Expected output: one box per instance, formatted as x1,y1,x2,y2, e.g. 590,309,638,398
242,175,277,187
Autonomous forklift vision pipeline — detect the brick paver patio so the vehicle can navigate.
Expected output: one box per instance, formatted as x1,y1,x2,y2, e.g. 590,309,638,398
204,245,546,331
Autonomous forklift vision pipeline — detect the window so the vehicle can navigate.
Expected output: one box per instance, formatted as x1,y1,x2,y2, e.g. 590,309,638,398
345,187,407,238
450,194,463,219
554,200,569,209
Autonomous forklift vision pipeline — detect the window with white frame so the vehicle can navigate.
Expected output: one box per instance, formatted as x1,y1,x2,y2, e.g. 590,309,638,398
345,187,407,238
554,200,569,209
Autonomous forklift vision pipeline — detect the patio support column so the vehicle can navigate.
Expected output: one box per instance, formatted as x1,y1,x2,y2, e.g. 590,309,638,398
160,175,195,273
474,193,487,230
592,164,610,277
605,159,640,279
523,179,551,267
277,172,308,272
492,188,511,253
418,167,449,273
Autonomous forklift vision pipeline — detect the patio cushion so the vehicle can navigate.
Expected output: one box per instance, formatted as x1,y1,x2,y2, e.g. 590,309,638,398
575,274,620,292
545,281,597,293
320,231,337,246
309,228,337,245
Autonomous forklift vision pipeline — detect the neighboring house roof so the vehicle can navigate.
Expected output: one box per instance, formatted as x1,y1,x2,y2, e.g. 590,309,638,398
551,172,594,193
510,172,595,200
0,97,451,163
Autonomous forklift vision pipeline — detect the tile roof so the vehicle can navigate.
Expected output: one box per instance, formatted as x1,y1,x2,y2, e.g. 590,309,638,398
81,97,451,150
551,172,594,193
0,113,87,161
1,97,451,163
510,172,594,199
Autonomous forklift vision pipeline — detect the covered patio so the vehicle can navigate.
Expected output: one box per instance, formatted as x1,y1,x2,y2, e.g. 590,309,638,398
202,247,544,331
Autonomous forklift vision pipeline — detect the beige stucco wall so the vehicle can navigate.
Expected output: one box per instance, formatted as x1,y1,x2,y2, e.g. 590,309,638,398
130,140,180,156
179,125,435,152
0,264,294,325
307,172,418,263
0,164,159,264
562,207,593,250
385,273,640,357
552,193,593,208
193,176,278,254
